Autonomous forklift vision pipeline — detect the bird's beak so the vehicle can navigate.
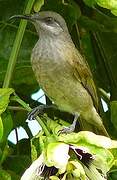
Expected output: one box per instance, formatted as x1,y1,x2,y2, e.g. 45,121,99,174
9,14,36,22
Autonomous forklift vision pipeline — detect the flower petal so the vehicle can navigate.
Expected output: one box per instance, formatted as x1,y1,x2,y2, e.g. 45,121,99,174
21,153,44,180
45,142,70,174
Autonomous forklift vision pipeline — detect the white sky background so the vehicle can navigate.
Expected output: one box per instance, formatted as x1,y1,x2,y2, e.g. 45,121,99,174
8,89,109,144
8,89,46,144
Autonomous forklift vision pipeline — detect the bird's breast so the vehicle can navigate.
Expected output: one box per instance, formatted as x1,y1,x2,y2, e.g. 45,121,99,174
31,38,93,113
31,38,74,82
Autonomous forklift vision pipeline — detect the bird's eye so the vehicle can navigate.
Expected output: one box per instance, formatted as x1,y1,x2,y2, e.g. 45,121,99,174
44,17,54,24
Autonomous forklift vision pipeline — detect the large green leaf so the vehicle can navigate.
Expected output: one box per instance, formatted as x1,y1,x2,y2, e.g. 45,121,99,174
0,88,14,115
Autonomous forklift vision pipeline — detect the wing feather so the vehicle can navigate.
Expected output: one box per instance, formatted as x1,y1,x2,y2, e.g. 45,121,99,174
72,51,99,110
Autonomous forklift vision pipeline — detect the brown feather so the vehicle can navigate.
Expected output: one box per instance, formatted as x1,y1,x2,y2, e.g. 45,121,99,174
72,51,99,110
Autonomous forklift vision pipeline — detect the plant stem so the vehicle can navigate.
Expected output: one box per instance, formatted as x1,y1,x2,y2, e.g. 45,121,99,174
11,95,50,136
3,0,35,88
24,122,33,139
99,88,110,105
8,106,26,111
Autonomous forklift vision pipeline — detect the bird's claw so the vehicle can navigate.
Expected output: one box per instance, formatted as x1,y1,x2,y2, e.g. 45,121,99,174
58,113,79,134
27,105,46,121
58,126,75,134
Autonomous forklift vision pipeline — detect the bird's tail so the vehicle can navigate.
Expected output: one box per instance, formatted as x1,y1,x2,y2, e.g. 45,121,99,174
80,107,109,137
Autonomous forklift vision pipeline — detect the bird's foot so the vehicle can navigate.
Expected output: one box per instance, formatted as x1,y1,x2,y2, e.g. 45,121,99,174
59,113,79,134
28,105,46,120
28,104,57,120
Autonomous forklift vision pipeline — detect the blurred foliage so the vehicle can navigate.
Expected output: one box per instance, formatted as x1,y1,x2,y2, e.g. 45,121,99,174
0,0,117,179
83,0,117,16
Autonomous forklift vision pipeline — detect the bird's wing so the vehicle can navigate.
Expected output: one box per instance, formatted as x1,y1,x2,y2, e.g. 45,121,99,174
72,51,99,110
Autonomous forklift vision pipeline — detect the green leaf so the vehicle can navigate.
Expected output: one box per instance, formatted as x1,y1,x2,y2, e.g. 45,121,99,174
46,115,65,135
3,155,31,175
6,170,20,180
58,131,117,149
1,111,13,142
92,149,114,174
0,144,12,165
97,0,112,9
0,169,11,180
112,150,117,160
111,101,117,130
0,88,14,115
109,171,117,180
112,8,117,16
83,0,117,16
33,0,44,12
97,0,117,10
50,176,60,180
31,131,45,161
80,31,96,70
83,0,96,7
15,139,31,156
0,116,3,141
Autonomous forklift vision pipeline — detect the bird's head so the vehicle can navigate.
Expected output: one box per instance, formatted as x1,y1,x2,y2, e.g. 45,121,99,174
11,11,69,37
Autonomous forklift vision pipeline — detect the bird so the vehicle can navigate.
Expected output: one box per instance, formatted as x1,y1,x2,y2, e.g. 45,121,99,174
11,11,109,136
